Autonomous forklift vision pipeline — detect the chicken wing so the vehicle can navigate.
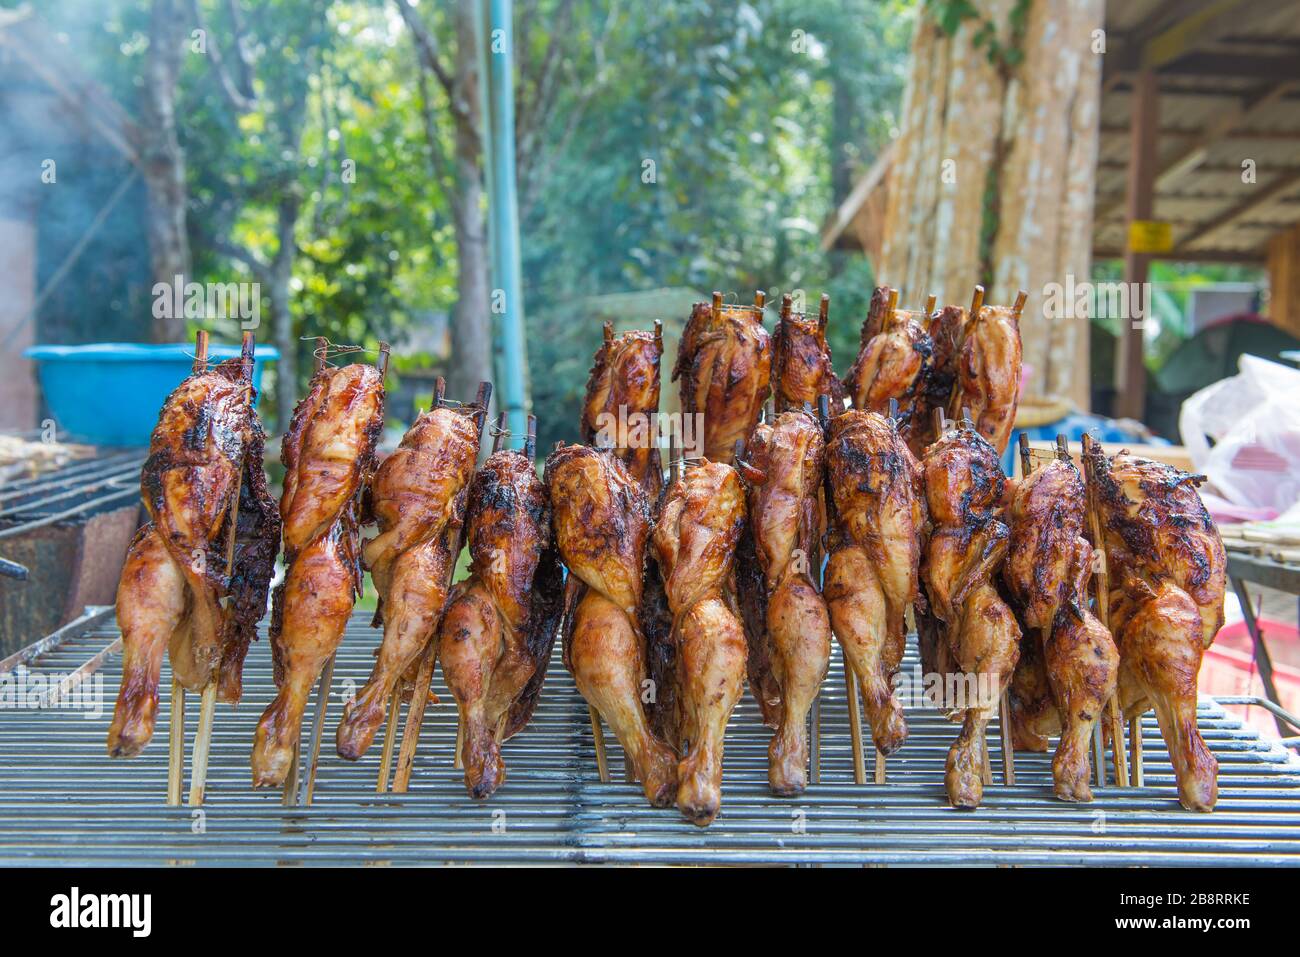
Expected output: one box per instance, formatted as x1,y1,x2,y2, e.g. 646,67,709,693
108,357,277,757
735,411,830,795
823,409,925,758
438,448,563,798
546,444,678,807
251,363,383,787
921,424,1020,808
673,292,771,463
653,460,747,825
771,294,842,414
1004,457,1119,802
335,405,481,760
1088,447,1226,811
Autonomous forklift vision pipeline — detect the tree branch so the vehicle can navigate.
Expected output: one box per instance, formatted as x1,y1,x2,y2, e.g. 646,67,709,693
189,0,257,114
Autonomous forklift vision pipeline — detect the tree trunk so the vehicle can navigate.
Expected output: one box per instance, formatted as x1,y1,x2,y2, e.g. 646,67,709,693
446,0,494,411
139,0,190,342
271,196,300,432
878,0,1102,409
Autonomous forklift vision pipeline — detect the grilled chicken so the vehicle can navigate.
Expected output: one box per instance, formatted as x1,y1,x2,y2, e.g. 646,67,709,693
545,444,678,807
674,292,771,463
823,409,925,758
107,358,278,757
438,448,564,798
652,460,747,825
734,411,830,795
251,363,384,786
845,288,934,451
1004,456,1119,802
908,305,969,455
581,322,665,499
1087,447,1226,811
771,294,842,414
334,405,481,760
921,424,1020,808
946,299,1022,455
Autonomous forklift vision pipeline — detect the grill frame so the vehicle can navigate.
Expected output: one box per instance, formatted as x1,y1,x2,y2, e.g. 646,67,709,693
1,612,1298,867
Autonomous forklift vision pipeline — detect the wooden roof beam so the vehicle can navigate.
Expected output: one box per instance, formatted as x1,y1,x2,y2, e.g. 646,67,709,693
1155,81,1297,189
1176,169,1300,252
1140,0,1278,70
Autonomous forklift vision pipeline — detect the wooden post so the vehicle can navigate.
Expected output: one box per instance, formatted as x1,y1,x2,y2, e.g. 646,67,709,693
1116,68,1158,421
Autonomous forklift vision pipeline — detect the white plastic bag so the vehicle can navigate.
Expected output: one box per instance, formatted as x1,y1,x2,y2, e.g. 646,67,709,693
1179,355,1300,514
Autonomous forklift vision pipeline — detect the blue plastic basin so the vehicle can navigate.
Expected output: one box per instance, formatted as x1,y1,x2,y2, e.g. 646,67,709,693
23,342,279,447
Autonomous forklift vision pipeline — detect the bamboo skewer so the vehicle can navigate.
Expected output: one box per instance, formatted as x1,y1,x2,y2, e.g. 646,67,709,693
924,294,937,315
817,395,867,785
1080,433,1131,788
376,374,449,793
390,381,492,793
185,331,256,807
166,332,210,806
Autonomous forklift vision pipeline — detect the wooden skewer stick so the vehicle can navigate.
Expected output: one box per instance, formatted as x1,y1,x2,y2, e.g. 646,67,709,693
188,331,256,807
970,284,985,318
167,333,212,805
754,289,766,311
711,291,723,321
817,394,866,784
1081,433,1131,788
818,293,830,334
391,381,492,793
603,320,614,345
1011,290,1028,320
525,415,537,463
377,372,449,793
924,294,937,316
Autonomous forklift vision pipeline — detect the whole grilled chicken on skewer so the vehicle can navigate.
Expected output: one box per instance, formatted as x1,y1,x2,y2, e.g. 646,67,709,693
1003,454,1119,802
921,421,1020,808
251,362,384,786
946,288,1024,456
674,291,771,463
771,294,842,413
908,304,969,455
1086,446,1226,811
108,351,278,757
334,404,481,760
545,444,678,806
652,460,747,825
581,321,665,498
822,409,925,758
734,411,831,795
439,432,564,798
844,288,935,451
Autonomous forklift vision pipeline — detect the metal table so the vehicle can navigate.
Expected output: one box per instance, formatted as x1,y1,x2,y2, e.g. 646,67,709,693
1226,550,1300,743
1,609,1298,866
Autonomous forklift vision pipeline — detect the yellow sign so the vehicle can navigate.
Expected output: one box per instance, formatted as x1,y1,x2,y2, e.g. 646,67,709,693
1128,220,1174,254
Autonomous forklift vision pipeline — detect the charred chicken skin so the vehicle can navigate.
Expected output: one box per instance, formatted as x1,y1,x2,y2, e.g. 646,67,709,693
108,359,278,757
673,294,771,464
1004,457,1119,802
823,409,925,757
771,295,843,414
653,461,748,825
335,405,481,761
581,323,664,499
1087,447,1226,812
251,363,383,787
921,425,1020,808
735,411,831,795
545,444,678,807
845,289,934,449
946,302,1021,455
908,305,969,455
438,450,564,798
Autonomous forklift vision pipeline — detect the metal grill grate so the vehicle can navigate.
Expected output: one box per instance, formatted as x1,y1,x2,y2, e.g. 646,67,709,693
1,611,1298,866
0,448,145,543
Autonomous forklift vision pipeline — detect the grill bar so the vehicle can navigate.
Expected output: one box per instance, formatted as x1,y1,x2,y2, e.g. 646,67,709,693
0,613,1297,866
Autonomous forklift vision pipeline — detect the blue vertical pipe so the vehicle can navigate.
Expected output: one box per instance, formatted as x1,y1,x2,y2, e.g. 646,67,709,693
483,0,529,443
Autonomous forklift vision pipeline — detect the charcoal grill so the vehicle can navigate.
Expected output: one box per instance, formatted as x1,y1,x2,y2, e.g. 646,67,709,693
1,610,1298,866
